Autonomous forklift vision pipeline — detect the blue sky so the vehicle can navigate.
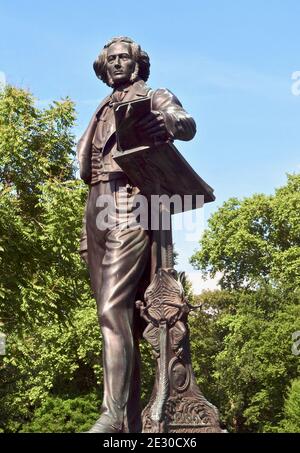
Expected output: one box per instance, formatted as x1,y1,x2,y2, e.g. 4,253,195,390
1,0,300,289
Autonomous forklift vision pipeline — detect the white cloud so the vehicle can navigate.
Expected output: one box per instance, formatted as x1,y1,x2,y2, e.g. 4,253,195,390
186,271,222,295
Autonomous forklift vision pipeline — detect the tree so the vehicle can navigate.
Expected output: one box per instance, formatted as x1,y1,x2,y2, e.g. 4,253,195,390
277,379,300,433
0,85,80,326
189,288,300,432
0,85,101,432
190,174,300,291
189,175,300,432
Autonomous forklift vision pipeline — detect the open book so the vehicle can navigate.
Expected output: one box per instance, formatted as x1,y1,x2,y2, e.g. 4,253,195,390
113,97,153,151
113,98,215,210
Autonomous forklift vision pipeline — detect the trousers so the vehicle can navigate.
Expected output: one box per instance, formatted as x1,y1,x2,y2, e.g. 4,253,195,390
86,177,150,432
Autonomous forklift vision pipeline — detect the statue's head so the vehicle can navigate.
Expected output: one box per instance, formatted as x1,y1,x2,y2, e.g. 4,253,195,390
93,37,150,88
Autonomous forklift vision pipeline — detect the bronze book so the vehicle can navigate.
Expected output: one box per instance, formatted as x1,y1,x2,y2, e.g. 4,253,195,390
113,97,152,151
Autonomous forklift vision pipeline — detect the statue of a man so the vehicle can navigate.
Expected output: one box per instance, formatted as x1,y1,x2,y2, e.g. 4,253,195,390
77,37,196,433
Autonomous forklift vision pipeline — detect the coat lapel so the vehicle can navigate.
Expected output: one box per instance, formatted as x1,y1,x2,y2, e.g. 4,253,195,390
122,79,151,102
77,95,111,182
104,80,151,139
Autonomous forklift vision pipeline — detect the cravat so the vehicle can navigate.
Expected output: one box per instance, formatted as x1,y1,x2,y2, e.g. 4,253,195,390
111,90,126,103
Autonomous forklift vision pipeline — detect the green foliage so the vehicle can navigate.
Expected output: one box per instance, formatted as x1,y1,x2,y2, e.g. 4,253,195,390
140,341,156,405
190,174,300,290
20,394,101,433
190,288,300,432
0,86,75,215
276,380,300,433
0,85,102,432
190,174,300,433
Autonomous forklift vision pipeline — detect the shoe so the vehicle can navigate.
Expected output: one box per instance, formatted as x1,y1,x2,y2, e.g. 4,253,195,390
87,417,122,433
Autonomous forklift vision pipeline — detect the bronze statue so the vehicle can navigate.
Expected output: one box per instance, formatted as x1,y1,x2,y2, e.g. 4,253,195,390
77,37,196,433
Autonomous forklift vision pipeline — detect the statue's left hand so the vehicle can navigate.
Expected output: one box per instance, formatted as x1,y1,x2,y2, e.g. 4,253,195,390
137,110,169,141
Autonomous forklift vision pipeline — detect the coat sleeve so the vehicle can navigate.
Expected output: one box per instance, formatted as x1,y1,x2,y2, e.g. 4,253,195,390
76,114,98,184
151,88,196,142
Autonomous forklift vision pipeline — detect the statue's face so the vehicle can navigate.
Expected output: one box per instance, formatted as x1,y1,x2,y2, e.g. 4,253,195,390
106,42,136,87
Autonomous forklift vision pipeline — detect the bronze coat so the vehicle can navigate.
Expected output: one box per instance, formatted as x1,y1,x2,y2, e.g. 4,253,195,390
77,79,196,184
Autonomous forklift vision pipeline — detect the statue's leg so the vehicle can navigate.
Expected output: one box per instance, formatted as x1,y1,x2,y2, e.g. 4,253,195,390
86,180,150,433
98,227,149,431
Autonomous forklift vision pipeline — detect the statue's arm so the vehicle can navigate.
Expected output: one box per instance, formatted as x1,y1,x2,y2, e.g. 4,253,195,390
151,88,196,142
76,113,98,184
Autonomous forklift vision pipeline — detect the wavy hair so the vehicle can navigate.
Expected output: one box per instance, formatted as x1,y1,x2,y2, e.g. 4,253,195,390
93,37,150,87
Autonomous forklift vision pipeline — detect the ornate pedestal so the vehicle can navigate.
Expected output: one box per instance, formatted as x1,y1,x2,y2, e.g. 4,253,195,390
137,269,222,433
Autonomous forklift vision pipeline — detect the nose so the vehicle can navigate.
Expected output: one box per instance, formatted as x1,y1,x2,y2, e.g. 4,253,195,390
114,56,121,67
